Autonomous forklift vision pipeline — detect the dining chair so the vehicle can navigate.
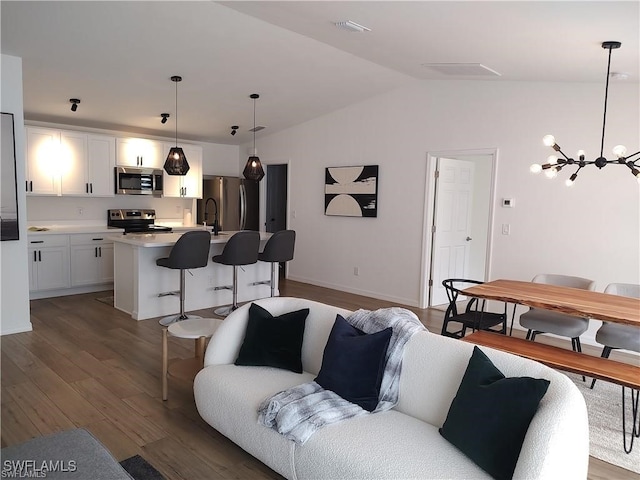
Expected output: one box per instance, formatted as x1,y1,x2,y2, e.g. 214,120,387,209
441,279,508,339
519,274,596,354
591,283,640,389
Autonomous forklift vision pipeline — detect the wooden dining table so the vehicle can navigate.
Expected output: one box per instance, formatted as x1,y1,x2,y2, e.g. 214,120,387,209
462,278,640,453
462,279,640,327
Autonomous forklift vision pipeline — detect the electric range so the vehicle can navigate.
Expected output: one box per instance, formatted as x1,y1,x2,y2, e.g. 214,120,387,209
107,209,173,234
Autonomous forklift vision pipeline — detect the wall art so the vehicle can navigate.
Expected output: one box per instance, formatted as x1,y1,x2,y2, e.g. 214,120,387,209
1,112,19,241
325,165,378,217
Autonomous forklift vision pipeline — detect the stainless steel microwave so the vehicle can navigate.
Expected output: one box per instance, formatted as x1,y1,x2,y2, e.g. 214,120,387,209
115,167,163,196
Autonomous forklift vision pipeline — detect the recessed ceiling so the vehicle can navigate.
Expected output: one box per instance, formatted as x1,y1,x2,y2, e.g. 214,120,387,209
1,1,638,145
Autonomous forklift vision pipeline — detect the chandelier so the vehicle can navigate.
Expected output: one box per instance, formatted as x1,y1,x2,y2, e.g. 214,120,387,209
530,41,639,186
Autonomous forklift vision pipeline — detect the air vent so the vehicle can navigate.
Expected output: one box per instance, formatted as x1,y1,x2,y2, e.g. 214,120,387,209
249,125,266,133
334,20,371,33
422,63,501,77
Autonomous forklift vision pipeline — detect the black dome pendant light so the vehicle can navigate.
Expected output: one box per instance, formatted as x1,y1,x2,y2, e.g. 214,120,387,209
164,75,190,176
243,93,265,182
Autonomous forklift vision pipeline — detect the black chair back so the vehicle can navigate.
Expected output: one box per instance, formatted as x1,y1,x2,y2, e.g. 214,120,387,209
213,231,260,266
259,230,296,263
157,230,211,270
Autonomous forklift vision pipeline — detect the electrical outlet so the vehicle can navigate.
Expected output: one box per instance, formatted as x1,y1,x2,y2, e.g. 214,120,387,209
77,207,83,215
354,267,359,276
502,224,510,235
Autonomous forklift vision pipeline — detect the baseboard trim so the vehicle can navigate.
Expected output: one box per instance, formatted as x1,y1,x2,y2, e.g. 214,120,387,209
287,275,419,308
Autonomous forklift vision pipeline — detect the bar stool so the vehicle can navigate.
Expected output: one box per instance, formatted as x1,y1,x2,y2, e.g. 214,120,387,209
256,230,296,297
157,230,212,326
212,231,260,316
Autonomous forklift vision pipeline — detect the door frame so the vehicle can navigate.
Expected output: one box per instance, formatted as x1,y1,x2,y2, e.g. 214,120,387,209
419,148,499,309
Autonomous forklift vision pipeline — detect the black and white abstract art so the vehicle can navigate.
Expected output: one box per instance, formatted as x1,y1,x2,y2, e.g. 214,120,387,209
325,165,378,217
1,112,19,241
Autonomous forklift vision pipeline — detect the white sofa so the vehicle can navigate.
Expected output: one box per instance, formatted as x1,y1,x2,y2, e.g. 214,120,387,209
194,297,589,480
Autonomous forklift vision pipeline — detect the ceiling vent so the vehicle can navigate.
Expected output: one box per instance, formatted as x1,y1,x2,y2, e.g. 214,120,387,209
422,63,501,77
249,125,266,133
334,20,371,33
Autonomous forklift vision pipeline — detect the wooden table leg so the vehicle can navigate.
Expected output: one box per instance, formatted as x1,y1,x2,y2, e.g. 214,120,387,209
195,336,206,368
162,327,168,401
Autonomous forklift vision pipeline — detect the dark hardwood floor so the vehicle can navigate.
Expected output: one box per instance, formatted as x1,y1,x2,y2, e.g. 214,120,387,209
1,279,637,479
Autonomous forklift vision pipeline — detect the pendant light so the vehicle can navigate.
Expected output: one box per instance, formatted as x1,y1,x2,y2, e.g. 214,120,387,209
164,75,190,176
243,93,265,182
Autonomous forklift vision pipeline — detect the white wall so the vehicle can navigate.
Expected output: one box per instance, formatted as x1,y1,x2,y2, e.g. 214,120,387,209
1,54,32,335
248,79,640,322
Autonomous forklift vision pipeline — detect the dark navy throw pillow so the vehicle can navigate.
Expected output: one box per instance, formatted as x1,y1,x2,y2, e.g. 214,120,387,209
315,314,392,411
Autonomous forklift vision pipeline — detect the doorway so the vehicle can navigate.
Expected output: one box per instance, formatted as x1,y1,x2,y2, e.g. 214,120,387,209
262,163,289,279
420,149,497,308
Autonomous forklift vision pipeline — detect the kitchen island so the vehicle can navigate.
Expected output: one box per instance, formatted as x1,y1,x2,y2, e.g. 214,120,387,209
109,230,274,320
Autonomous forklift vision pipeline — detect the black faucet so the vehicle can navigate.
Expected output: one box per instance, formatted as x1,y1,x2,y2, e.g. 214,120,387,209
204,197,220,236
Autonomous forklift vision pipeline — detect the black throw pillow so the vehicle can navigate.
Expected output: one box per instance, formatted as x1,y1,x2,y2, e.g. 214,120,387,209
315,314,392,411
234,303,309,373
439,346,550,480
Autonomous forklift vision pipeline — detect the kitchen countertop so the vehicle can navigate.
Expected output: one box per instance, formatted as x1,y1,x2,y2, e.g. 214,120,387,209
27,225,124,235
108,230,271,247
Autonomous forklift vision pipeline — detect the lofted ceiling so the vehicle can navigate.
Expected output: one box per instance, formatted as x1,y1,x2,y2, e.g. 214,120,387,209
1,1,638,145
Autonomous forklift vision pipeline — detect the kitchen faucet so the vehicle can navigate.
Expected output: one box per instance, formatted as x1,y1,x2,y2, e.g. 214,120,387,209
204,197,220,236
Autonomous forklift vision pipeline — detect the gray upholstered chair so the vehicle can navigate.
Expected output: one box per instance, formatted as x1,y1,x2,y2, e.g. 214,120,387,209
212,231,260,316
257,230,296,297
591,283,640,389
156,230,212,326
519,274,596,354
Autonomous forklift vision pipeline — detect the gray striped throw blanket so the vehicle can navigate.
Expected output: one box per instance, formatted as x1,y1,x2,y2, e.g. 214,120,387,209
258,307,426,444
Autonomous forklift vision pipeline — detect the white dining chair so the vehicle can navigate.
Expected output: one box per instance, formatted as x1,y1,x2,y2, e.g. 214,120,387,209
519,274,597,354
591,283,640,389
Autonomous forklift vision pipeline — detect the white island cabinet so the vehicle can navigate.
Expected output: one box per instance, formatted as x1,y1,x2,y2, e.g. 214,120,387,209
109,231,274,320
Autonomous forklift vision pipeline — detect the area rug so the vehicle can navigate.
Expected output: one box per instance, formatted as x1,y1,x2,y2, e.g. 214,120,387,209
120,455,165,480
96,295,114,306
567,373,640,473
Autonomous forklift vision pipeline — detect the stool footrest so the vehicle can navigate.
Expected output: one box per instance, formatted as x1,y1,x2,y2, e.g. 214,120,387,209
158,291,180,297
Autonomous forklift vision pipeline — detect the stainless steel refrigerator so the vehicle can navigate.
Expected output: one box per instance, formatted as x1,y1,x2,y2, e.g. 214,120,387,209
197,176,259,231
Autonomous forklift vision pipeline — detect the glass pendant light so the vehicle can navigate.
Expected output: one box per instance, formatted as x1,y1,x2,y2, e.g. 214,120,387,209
243,93,265,182
164,75,190,176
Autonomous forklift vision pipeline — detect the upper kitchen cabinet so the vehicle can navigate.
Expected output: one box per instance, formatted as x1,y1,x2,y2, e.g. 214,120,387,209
26,126,116,197
59,132,116,197
25,127,60,195
116,137,164,168
162,143,203,198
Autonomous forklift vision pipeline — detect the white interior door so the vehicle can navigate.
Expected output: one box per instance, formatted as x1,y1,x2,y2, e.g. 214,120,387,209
430,157,475,306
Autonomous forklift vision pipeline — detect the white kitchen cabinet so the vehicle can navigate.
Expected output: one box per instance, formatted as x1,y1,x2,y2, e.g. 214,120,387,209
162,143,203,198
59,130,88,195
28,235,70,292
116,137,164,168
86,135,116,196
26,127,116,197
25,127,60,195
70,234,114,286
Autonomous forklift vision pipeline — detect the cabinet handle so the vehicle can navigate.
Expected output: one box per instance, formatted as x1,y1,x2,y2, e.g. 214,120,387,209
92,238,103,241
99,246,102,257
33,251,37,262
26,180,29,192
38,251,41,262
30,240,44,244
86,183,89,193
30,181,33,192
90,183,93,194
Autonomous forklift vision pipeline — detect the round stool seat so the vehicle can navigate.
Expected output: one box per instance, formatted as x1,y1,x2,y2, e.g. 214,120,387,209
168,318,222,339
